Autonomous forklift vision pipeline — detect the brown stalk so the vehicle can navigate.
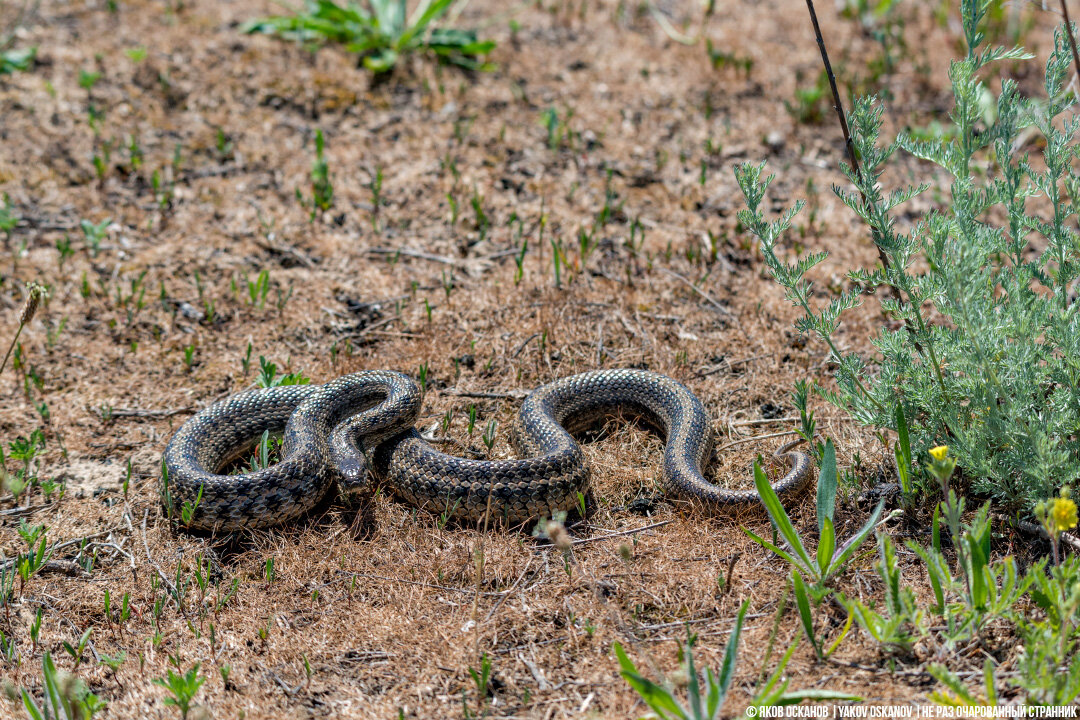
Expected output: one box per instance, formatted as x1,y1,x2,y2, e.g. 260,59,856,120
803,0,891,276
803,0,941,384
1060,1,1080,90
0,282,45,377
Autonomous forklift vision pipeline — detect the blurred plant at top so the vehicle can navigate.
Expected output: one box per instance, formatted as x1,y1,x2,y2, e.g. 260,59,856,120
243,0,495,74
737,0,1080,517
0,0,38,75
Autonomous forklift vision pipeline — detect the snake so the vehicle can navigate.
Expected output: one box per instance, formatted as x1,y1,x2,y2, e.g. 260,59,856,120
163,369,813,532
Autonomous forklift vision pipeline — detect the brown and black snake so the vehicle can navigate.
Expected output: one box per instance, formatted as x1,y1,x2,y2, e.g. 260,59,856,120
162,369,812,531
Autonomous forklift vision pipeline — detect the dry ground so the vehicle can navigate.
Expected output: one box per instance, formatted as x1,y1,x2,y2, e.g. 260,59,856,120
0,0,1067,717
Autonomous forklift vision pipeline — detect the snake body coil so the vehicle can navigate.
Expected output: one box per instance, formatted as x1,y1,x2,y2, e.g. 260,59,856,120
163,369,811,531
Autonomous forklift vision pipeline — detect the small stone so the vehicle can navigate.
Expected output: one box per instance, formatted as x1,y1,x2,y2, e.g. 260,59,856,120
764,131,785,152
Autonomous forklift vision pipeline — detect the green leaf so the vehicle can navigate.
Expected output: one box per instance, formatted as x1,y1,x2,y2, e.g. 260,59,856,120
614,642,687,719
21,690,45,720
983,658,997,706
932,503,941,554
966,534,989,610
715,599,749,713
792,570,819,658
829,499,884,580
816,439,837,534
753,639,799,704
753,458,817,579
0,47,37,75
894,405,912,495
399,0,456,47
928,663,981,705
907,542,946,615
817,516,835,578
742,527,812,578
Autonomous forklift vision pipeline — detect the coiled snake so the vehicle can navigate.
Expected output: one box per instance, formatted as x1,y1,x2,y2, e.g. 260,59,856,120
163,369,812,531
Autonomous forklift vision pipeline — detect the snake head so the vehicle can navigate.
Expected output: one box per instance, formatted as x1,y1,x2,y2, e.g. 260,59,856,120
335,454,372,494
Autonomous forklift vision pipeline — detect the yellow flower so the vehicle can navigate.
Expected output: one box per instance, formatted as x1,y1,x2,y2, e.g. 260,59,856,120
1051,496,1078,534
929,445,949,461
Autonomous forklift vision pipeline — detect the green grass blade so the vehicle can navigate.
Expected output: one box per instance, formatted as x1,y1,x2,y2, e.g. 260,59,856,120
715,599,748,711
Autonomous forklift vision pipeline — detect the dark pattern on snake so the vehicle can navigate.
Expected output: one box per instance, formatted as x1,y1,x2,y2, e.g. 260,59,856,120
163,369,812,531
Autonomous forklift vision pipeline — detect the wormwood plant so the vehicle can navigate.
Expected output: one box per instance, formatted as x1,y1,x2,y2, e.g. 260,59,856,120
243,0,495,74
736,0,1080,515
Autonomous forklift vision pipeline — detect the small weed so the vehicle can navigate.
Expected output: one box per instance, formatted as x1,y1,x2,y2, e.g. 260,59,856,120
152,663,205,719
243,0,495,74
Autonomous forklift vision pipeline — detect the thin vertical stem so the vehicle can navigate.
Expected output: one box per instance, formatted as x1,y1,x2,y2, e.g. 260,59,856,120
803,0,890,282
804,0,861,182
1060,1,1080,90
803,0,947,404
0,324,24,377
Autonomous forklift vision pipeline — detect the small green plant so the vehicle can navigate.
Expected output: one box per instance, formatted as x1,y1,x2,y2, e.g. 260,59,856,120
743,443,883,596
181,344,195,371
367,166,383,231
614,603,747,720
303,129,333,220
99,651,126,687
79,219,109,258
152,663,205,719
245,269,269,308
61,628,93,669
0,47,36,75
0,194,19,240
838,533,921,655
541,106,573,151
481,419,496,455
179,484,203,528
243,0,495,74
256,356,310,388
467,652,492,712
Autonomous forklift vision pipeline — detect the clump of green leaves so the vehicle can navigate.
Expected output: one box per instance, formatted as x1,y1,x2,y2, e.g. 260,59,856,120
256,356,310,388
152,663,205,719
736,0,1080,516
0,47,35,75
243,0,495,74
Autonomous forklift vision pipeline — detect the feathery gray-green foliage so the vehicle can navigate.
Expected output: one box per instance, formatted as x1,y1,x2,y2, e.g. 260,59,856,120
736,0,1080,515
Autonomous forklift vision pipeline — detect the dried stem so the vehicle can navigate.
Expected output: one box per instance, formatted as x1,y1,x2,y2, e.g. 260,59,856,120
803,0,934,371
1060,1,1080,90
803,0,891,273
1,282,45,377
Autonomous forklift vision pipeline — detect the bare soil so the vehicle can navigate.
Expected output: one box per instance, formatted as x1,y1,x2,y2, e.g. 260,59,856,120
0,0,1064,717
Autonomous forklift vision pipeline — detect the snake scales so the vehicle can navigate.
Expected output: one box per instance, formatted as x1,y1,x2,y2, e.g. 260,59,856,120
163,369,812,531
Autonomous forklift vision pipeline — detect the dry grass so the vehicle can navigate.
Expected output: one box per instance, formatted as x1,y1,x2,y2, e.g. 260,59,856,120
0,0,1064,717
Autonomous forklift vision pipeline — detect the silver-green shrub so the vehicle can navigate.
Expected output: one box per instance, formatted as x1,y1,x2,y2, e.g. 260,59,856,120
736,0,1080,514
